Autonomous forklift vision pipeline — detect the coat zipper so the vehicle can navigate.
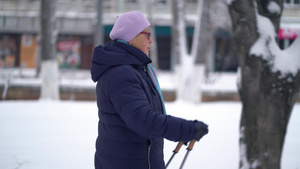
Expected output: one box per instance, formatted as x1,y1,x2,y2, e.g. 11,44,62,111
148,138,152,169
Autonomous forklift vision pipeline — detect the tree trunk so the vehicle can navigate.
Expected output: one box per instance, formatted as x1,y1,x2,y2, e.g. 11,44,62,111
171,0,206,103
171,0,185,67
40,0,59,100
194,0,212,74
228,0,300,168
147,0,158,69
94,0,104,47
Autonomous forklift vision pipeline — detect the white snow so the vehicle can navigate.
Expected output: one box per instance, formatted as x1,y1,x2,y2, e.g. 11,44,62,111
267,1,281,15
236,67,242,90
40,61,59,100
0,100,299,169
250,3,300,76
249,11,276,60
240,126,261,169
239,127,250,169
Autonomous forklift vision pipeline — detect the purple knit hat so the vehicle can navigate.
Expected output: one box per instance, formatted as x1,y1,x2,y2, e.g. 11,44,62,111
109,11,150,42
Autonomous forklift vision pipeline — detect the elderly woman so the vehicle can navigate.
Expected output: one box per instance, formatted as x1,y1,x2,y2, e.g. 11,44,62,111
91,11,208,169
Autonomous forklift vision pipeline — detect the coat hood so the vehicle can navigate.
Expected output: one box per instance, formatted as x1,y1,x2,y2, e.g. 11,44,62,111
91,41,151,82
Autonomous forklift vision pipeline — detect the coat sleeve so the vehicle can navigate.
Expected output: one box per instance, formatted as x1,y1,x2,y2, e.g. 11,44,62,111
107,66,195,142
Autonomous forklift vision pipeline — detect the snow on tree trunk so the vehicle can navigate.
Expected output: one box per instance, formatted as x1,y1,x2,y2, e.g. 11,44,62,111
40,60,59,100
40,0,59,100
172,0,205,103
228,0,300,168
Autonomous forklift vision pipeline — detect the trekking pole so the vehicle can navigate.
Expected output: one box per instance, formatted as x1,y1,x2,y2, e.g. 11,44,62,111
165,141,184,168
179,139,196,169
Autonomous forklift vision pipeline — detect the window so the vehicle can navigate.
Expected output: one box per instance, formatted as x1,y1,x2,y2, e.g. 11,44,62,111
284,0,300,5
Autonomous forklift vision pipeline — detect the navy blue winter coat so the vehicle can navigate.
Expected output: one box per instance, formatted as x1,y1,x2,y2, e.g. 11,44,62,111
91,41,196,169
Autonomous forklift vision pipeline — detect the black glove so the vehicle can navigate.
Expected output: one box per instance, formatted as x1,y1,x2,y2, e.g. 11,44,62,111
194,120,208,141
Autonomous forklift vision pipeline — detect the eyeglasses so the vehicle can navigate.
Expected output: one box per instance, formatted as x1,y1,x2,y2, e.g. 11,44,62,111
140,32,151,40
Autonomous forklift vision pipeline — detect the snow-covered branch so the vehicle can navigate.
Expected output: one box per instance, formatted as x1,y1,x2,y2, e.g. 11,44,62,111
249,2,300,77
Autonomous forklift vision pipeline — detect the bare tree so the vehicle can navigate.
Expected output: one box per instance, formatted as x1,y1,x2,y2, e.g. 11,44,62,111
40,0,59,100
147,0,158,69
194,0,212,68
196,0,232,74
228,0,300,168
94,0,104,47
170,0,181,69
171,0,205,103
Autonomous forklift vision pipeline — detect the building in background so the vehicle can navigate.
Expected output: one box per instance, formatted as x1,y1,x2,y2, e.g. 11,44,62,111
0,0,299,71
279,0,300,49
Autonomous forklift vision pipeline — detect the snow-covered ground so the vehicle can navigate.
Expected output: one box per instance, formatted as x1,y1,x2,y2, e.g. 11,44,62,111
0,69,299,168
0,100,299,169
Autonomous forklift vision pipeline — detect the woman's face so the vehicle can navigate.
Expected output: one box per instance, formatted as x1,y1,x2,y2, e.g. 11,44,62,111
129,27,152,56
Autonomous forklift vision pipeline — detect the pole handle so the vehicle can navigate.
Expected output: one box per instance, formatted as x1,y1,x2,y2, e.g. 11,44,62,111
173,141,184,153
187,139,196,151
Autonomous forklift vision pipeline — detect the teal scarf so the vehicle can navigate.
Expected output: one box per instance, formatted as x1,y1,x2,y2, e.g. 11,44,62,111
116,40,166,115
146,63,166,115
